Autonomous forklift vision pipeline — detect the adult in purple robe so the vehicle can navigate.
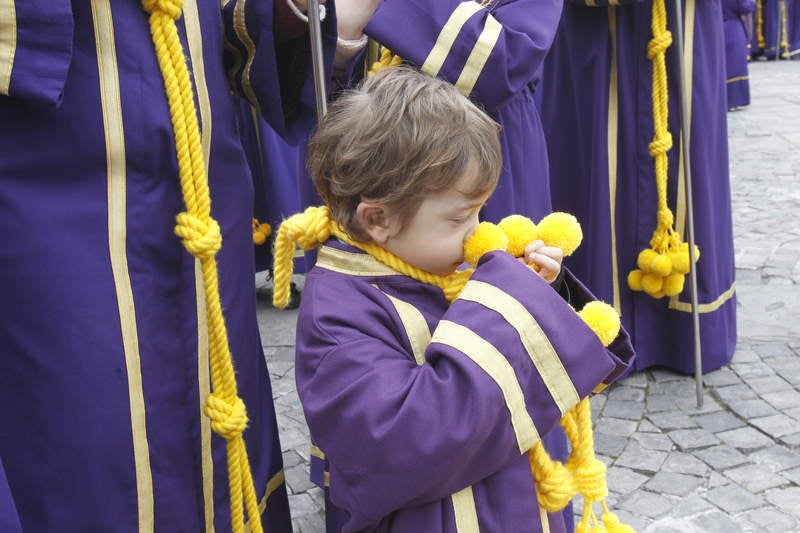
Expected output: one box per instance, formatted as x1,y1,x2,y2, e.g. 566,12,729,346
790,0,800,57
297,0,564,225
750,0,789,58
296,241,634,532
0,1,334,531
724,0,756,108
539,0,737,374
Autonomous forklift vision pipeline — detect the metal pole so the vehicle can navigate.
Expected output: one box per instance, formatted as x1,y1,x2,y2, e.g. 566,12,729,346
307,0,327,120
670,0,704,408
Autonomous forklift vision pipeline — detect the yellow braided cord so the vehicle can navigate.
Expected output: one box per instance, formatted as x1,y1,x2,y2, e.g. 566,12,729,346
627,0,698,300
780,0,789,58
367,47,404,77
757,0,765,49
528,441,575,512
271,206,473,308
141,2,262,531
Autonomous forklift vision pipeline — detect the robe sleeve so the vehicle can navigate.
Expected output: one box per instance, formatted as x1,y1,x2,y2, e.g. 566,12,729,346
0,1,73,107
296,251,633,530
0,459,22,533
363,0,563,112
222,0,337,141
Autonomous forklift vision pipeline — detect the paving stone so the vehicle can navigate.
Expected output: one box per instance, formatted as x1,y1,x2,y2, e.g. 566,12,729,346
704,484,764,513
761,388,800,410
724,463,789,493
618,490,676,519
594,432,628,457
731,346,762,363
745,374,794,394
606,466,649,494
703,368,744,387
608,385,646,401
694,445,751,470
645,394,679,413
730,361,778,379
691,511,746,533
632,432,674,452
293,511,325,533
741,507,799,533
643,471,704,496
779,432,800,447
616,372,648,388
647,411,698,431
595,417,639,437
282,450,304,469
288,492,320,518
638,419,661,433
764,486,800,518
692,411,746,433
285,464,315,494
728,398,780,419
716,426,775,450
649,379,697,397
713,383,758,403
661,451,711,477
615,441,669,473
603,399,646,420
649,368,685,382
708,471,731,488
750,414,797,438
667,428,720,450
780,466,800,485
785,406,800,422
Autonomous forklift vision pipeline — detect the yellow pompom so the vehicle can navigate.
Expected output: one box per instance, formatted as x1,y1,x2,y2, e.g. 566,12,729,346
680,242,701,262
577,301,621,347
641,273,663,295
650,253,672,277
663,272,685,296
670,251,690,274
627,269,644,291
253,231,267,245
463,222,509,267
601,512,636,533
258,223,272,238
637,249,658,272
497,215,538,257
536,212,583,256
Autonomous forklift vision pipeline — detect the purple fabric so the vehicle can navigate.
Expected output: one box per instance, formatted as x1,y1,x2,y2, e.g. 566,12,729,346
751,0,782,57
295,241,634,532
791,0,800,57
0,459,21,533
298,0,563,238
0,1,334,530
540,0,737,374
4,0,73,106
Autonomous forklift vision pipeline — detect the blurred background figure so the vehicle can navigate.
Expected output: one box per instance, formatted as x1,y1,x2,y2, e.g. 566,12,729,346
724,0,756,109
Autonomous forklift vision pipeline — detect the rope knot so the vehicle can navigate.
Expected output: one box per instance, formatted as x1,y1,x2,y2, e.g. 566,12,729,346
142,0,183,18
205,394,249,440
647,131,672,157
575,458,608,502
175,212,222,259
646,30,673,59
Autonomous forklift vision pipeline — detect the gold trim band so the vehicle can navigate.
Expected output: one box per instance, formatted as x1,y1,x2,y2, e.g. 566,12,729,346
316,246,401,277
726,75,748,84
455,14,501,95
376,289,431,366
668,282,736,313
0,0,15,94
451,486,480,532
431,320,538,453
421,2,483,78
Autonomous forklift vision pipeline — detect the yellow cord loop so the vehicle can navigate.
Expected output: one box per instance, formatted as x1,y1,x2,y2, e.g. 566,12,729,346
141,1,263,531
271,206,472,308
367,46,404,77
627,0,698,300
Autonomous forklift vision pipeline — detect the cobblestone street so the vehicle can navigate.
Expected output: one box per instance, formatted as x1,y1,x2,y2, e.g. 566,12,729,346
257,60,800,532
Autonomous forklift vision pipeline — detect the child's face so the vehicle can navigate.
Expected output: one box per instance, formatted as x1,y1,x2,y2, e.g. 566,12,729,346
383,170,491,276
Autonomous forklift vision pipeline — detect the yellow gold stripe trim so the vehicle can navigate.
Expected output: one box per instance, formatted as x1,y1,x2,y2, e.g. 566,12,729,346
0,0,15,94
455,14,501,95
451,486,480,532
324,471,331,487
310,444,326,459
183,3,215,530
233,0,260,112
91,2,154,531
431,320,538,453
458,281,578,413
540,505,551,533
726,75,748,84
316,245,401,277
668,282,736,313
607,6,621,313
243,470,286,533
376,288,430,366
421,2,483,78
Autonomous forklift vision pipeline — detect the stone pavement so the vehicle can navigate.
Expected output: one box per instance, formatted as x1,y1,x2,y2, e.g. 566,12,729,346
257,60,800,532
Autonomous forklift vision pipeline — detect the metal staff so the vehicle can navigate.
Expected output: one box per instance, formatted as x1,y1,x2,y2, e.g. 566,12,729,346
307,0,327,120
670,0,704,408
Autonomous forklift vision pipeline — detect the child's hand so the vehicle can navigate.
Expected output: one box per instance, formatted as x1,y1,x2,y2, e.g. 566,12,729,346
518,240,563,283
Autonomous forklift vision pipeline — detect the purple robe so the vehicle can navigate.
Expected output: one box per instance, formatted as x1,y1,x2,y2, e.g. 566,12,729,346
295,241,634,532
298,0,564,226
540,0,737,374
0,2,334,531
750,0,788,58
0,459,21,533
724,0,756,108
790,0,800,57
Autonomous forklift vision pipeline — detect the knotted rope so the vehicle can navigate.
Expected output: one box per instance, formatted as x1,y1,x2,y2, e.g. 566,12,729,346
141,1,263,531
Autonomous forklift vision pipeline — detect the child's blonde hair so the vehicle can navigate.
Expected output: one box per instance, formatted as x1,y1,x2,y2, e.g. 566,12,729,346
308,66,502,241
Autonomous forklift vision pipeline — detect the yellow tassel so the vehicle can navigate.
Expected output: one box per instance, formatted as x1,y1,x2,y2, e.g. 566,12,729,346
252,218,271,245
497,215,538,257
626,269,644,291
367,47,403,77
577,302,621,347
535,212,583,256
463,222,509,267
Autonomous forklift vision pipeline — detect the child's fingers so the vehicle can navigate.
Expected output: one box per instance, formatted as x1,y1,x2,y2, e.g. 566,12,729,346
529,253,561,282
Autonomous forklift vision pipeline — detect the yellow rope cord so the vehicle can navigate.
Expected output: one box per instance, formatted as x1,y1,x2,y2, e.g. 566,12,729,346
757,0,765,49
367,46,404,77
780,0,789,58
273,208,634,530
141,1,262,531
626,0,698,301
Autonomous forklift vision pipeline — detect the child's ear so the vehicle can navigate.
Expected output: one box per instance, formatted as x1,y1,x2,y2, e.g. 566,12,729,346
356,201,398,244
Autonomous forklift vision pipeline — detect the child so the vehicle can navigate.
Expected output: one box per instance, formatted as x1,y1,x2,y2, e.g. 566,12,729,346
289,67,634,532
